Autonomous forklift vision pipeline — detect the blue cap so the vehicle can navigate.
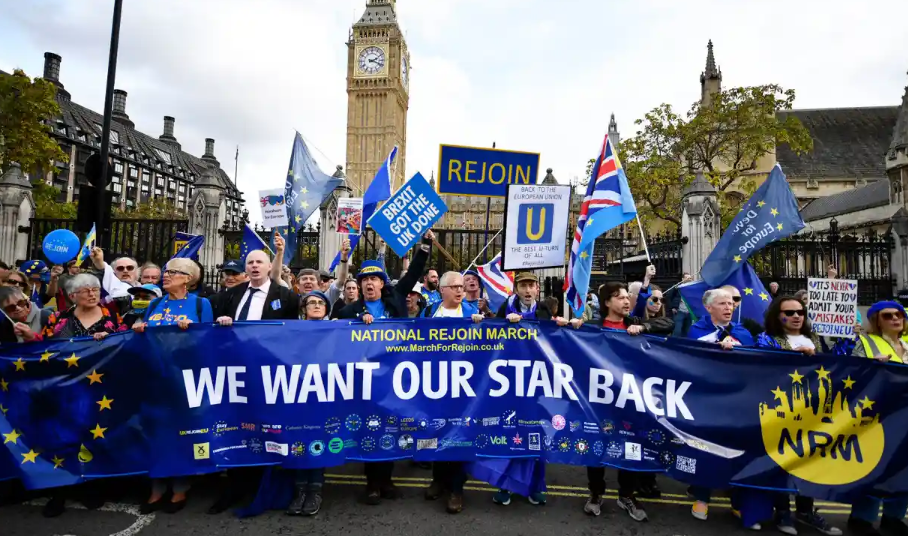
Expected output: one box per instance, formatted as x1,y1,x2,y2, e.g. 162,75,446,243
128,283,162,298
220,260,244,274
20,260,47,275
867,301,906,320
303,290,333,316
357,260,389,284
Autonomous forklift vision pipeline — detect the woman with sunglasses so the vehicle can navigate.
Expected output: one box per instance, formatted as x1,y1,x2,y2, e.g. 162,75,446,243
132,257,213,514
42,274,126,341
0,286,52,343
756,297,842,535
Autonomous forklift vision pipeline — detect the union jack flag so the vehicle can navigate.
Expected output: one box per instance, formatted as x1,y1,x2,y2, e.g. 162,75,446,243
476,253,513,313
564,135,637,315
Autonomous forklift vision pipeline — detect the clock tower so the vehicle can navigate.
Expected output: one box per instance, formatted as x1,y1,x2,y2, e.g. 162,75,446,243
345,0,410,194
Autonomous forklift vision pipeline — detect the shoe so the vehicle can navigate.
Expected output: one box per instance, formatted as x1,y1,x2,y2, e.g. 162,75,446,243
380,483,399,500
163,499,186,514
425,480,444,501
446,493,463,514
617,496,648,522
796,509,842,535
637,482,661,499
80,495,104,510
777,511,798,535
363,487,381,506
848,517,882,536
139,500,164,515
584,495,602,516
881,516,908,536
286,485,306,516
527,492,547,506
691,500,708,521
301,489,322,516
42,495,66,518
492,490,511,506
207,492,240,515
733,509,762,531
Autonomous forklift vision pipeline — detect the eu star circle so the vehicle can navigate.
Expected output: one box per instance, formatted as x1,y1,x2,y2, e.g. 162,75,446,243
474,434,489,449
325,417,341,434
291,442,305,457
501,409,517,427
592,440,604,456
212,420,227,437
386,415,398,426
379,434,395,451
366,415,381,431
418,418,428,430
647,429,666,445
660,451,676,467
361,437,376,452
345,414,362,432
248,438,262,454
574,439,590,454
558,437,571,453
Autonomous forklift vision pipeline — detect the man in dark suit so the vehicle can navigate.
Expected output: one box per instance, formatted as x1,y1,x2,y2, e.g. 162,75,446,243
207,249,298,515
335,230,432,505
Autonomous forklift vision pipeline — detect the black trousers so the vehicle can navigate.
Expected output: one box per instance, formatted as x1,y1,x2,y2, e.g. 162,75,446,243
774,494,814,514
587,467,637,498
223,467,264,498
364,461,394,488
432,462,467,494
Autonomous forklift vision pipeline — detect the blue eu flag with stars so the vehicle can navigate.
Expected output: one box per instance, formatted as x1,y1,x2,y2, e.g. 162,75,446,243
275,133,343,266
700,164,804,286
169,233,204,263
679,262,771,324
241,223,268,262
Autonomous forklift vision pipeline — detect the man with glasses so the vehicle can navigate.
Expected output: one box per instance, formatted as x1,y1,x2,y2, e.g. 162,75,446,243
0,286,51,343
88,248,136,299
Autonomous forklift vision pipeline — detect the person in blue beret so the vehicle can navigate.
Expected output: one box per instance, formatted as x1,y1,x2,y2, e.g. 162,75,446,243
19,260,58,308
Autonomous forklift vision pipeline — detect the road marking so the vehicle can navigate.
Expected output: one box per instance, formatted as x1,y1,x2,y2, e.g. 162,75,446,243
25,499,156,536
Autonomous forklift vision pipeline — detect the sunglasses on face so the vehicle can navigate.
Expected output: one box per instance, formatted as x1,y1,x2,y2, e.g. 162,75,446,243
115,265,137,272
881,311,904,321
648,297,662,304
3,299,29,314
444,285,465,291
732,296,742,303
781,309,805,317
7,280,27,289
164,269,189,277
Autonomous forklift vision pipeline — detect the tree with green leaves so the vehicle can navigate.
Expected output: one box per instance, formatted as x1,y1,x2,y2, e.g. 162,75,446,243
596,84,813,229
113,197,187,220
32,182,77,218
0,69,68,175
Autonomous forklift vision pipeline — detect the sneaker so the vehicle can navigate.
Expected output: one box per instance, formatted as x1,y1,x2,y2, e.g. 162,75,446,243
617,496,648,522
847,517,882,536
733,508,762,530
363,487,381,506
796,510,842,535
446,493,463,514
424,480,444,501
527,492,547,506
777,511,798,535
492,490,511,506
691,500,708,521
301,490,322,516
286,485,306,516
584,495,602,516
881,515,908,536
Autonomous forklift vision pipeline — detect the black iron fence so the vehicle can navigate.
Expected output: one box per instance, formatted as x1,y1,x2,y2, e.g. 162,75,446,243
22,217,188,267
751,220,894,305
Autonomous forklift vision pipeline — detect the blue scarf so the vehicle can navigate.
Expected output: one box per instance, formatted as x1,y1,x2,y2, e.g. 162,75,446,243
505,295,537,319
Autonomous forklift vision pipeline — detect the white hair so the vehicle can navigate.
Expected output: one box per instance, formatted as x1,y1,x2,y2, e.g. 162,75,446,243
67,273,101,294
439,271,463,287
703,288,731,307
139,262,160,278
112,256,137,268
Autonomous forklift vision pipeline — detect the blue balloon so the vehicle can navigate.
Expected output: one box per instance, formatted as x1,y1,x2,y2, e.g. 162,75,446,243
42,229,81,265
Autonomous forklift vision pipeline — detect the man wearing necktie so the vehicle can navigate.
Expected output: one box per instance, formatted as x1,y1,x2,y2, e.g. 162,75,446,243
208,249,299,515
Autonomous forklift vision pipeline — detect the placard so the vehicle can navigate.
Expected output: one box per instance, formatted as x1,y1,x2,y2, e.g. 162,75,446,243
336,197,364,235
807,277,858,339
501,184,571,270
259,188,289,228
368,172,448,257
437,144,540,197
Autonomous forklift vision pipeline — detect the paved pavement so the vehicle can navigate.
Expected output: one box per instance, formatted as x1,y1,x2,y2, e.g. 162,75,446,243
1,464,857,536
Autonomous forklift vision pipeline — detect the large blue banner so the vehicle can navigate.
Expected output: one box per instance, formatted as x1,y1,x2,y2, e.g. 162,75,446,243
2,320,907,503
437,145,540,197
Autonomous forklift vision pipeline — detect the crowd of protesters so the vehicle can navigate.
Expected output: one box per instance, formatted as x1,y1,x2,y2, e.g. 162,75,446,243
1,237,906,536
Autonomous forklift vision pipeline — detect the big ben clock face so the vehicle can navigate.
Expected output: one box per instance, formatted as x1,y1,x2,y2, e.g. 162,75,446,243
401,55,409,87
358,46,386,75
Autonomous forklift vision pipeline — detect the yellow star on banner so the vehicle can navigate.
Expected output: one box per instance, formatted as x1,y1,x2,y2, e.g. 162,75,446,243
64,353,80,368
163,308,171,315
283,229,289,236
843,376,856,389
579,251,589,259
1,378,8,392
300,187,308,195
587,217,595,226
97,396,114,411
771,386,786,400
816,366,831,380
771,208,779,217
859,396,875,410
300,201,310,210
40,351,55,363
52,455,65,469
0,404,7,415
776,223,783,231
733,255,742,263
3,429,21,445
744,287,754,295
87,370,104,385
789,370,804,384
90,424,107,440
13,358,25,372
757,201,766,208
21,449,38,464
295,215,302,224
759,292,769,301
288,169,293,177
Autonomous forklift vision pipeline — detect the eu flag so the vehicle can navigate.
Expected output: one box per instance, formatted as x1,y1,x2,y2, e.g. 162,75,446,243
678,262,771,324
564,135,637,315
329,146,396,271
169,234,204,262
700,164,804,286
75,224,96,264
276,133,343,266
241,223,268,262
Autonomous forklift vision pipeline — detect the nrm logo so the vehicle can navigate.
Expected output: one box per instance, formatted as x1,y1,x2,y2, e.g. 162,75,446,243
759,366,883,485
517,203,553,244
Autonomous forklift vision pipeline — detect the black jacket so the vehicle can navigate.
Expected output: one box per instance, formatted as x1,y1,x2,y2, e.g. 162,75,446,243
617,314,674,335
213,280,299,320
495,299,554,320
336,246,429,320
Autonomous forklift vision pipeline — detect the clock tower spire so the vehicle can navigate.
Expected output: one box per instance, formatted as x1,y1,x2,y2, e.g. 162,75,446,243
345,0,410,193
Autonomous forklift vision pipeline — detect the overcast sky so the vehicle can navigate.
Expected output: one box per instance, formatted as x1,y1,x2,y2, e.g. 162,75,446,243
1,0,905,202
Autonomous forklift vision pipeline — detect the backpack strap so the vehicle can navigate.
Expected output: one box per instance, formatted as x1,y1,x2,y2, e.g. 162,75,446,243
194,294,203,320
144,297,164,322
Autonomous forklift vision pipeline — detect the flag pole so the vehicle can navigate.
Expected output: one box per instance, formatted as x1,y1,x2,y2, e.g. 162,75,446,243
465,228,504,272
635,214,652,263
